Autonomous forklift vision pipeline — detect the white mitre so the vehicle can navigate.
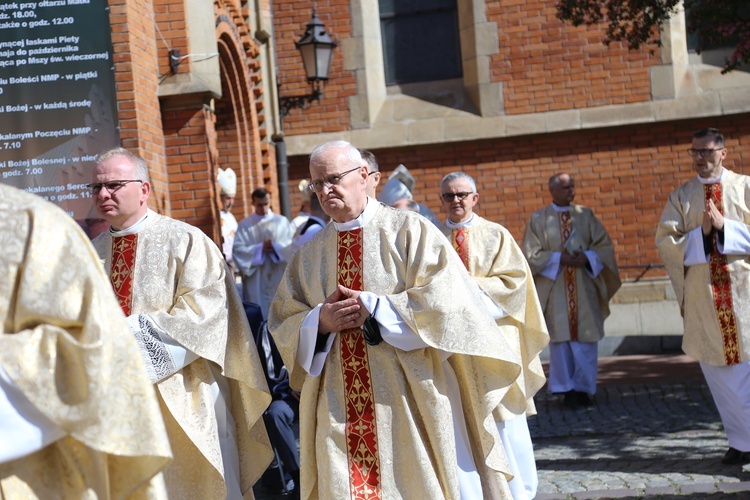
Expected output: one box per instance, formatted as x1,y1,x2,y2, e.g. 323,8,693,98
218,167,237,196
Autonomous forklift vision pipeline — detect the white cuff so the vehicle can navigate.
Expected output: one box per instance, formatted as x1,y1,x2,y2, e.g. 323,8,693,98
251,243,265,266
583,250,604,278
360,292,428,351
127,314,199,383
0,363,66,463
298,305,335,376
540,252,561,280
684,227,710,266
718,219,750,255
481,291,507,320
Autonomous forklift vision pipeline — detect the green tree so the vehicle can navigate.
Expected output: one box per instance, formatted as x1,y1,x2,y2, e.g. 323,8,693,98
556,0,750,73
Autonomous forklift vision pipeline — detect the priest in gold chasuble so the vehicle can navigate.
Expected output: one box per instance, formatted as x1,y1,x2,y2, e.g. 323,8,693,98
657,128,750,465
90,148,273,499
439,171,549,500
522,173,621,406
269,141,523,499
0,184,172,498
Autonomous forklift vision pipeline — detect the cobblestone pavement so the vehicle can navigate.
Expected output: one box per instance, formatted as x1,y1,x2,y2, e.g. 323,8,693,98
256,355,750,498
531,358,750,499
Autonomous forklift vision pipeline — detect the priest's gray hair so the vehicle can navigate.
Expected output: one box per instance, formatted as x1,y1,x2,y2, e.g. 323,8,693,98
549,173,573,188
440,171,477,193
96,147,151,183
310,140,364,169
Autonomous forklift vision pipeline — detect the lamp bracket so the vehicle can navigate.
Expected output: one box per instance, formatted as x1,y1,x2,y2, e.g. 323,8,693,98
278,87,322,117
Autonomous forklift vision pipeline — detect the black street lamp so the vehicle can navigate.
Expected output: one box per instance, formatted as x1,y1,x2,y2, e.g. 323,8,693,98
278,9,338,117
275,9,337,218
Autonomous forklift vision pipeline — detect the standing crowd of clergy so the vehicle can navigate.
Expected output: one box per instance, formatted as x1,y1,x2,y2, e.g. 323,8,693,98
1,126,749,499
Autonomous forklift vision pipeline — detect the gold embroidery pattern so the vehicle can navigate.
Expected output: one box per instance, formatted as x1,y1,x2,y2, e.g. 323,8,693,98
111,234,138,316
452,228,470,271
560,212,579,341
705,184,741,365
337,229,381,499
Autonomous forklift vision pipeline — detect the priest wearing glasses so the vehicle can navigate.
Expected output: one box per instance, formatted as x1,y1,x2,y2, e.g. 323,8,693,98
657,128,750,466
88,147,273,499
439,171,549,500
269,140,523,499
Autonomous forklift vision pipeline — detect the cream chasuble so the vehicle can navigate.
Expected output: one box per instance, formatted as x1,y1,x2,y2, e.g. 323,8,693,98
522,204,621,343
657,169,750,365
93,212,273,499
270,202,522,499
0,185,171,499
441,216,549,419
233,212,295,319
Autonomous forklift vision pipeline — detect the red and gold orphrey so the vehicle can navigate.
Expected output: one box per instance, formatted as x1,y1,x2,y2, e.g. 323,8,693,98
110,234,138,315
704,183,741,365
452,227,470,270
337,229,382,499
559,212,579,341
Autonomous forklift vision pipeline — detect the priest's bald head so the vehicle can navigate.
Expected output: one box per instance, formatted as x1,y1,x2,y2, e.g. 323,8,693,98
91,147,151,230
308,141,370,223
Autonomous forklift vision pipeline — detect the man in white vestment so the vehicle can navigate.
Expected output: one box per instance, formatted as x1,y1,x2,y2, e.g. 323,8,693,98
439,171,549,499
234,188,296,319
522,173,621,407
657,127,750,465
269,140,523,499
90,147,273,499
219,167,239,266
0,183,171,498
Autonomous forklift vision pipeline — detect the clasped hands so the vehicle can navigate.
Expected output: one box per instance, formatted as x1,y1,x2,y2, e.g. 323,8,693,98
561,250,588,268
318,285,368,334
702,199,724,236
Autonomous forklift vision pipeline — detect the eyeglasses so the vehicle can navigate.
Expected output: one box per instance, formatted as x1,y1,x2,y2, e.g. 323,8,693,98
308,166,363,192
687,148,724,158
86,179,143,195
441,192,473,203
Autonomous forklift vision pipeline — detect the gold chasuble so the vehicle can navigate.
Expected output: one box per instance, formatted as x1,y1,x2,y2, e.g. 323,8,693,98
270,203,522,499
442,217,549,420
657,170,750,366
0,185,171,498
338,229,381,497
522,204,621,344
93,212,273,499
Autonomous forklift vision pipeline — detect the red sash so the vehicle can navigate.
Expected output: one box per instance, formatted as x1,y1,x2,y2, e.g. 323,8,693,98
451,227,470,271
110,234,138,315
705,183,741,365
559,212,579,341
337,229,381,498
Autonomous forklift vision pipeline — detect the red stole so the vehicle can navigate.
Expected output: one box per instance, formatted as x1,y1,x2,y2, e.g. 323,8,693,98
705,183,741,365
337,229,382,498
110,234,138,315
451,227,470,271
559,212,579,341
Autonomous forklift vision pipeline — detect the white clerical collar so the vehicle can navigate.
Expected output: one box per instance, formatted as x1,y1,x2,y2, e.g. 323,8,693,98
110,209,154,236
550,203,571,212
696,167,725,185
445,213,475,229
248,210,275,224
333,197,378,232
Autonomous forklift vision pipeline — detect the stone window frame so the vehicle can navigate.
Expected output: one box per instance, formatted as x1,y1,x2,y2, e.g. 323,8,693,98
344,0,503,129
